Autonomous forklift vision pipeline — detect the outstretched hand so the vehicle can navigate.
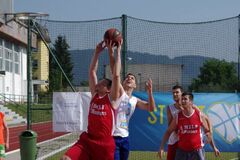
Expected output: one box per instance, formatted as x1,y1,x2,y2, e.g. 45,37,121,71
116,39,123,53
145,78,153,93
105,40,115,55
95,41,106,55
105,39,123,54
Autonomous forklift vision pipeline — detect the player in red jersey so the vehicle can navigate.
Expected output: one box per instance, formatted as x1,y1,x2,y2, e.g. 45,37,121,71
166,87,220,160
159,92,214,160
61,40,122,160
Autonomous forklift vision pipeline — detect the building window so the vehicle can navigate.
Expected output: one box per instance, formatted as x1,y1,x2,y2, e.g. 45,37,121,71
0,47,2,70
5,49,13,72
0,60,2,71
32,60,38,69
14,51,20,74
5,41,12,50
0,47,2,57
5,49,12,59
14,44,20,52
15,63,19,74
14,52,19,62
22,47,27,54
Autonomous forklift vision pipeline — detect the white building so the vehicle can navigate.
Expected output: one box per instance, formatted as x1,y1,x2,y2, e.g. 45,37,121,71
0,0,37,102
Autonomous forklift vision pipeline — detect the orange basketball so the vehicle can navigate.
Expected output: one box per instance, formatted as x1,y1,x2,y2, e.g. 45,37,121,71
104,28,122,45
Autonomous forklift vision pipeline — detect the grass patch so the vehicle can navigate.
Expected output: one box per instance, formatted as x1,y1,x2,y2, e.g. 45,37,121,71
6,103,52,123
46,151,239,160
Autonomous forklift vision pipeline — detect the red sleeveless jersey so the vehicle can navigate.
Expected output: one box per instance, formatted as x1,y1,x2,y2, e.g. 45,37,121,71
177,109,203,151
87,94,114,139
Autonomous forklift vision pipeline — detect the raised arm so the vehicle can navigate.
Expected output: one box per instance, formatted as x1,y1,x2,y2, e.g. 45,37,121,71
89,41,105,95
136,78,156,111
106,40,115,75
158,116,177,160
109,40,122,109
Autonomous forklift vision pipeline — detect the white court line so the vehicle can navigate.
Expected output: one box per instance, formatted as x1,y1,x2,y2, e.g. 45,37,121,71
37,133,72,145
6,133,73,155
36,133,77,160
36,141,76,160
229,158,240,160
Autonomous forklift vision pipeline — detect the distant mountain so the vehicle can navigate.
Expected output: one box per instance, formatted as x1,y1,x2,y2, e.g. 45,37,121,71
70,49,110,86
70,49,213,87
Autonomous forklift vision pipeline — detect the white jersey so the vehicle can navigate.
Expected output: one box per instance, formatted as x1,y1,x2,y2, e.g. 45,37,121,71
113,92,138,137
168,104,180,145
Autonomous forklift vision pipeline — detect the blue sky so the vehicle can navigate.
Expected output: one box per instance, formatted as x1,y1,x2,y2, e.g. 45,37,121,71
14,0,240,22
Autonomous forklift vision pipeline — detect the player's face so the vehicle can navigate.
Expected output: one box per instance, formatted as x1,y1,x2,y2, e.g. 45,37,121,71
95,79,110,94
172,88,182,102
123,74,136,89
181,95,191,107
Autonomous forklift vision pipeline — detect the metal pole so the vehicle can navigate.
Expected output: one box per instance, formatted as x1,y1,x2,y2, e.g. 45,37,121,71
27,19,33,130
121,14,127,80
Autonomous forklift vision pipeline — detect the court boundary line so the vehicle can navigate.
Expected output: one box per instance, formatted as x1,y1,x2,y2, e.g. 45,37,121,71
37,132,72,145
36,141,75,160
229,158,240,160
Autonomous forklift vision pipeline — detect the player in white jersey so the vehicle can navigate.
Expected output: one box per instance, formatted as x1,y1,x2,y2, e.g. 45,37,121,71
166,85,183,160
113,73,156,160
106,40,156,160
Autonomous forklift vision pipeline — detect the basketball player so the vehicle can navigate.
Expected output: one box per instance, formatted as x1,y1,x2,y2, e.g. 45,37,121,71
159,92,215,160
166,85,183,160
61,40,122,160
166,86,220,160
106,40,156,160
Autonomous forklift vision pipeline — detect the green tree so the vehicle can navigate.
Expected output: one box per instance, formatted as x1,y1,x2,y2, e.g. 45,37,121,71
189,59,239,92
49,35,73,91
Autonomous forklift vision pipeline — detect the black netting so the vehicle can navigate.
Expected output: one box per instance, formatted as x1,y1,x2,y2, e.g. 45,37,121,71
41,18,122,86
39,15,239,92
35,15,240,160
126,16,239,91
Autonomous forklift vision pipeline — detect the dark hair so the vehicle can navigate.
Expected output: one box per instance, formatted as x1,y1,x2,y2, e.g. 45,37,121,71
172,85,183,92
182,92,193,101
104,78,112,89
125,73,136,80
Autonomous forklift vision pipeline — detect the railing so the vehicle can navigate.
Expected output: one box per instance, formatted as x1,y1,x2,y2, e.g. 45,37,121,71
0,93,30,104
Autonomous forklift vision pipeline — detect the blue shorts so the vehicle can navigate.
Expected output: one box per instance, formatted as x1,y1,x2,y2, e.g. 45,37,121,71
114,136,129,160
175,148,205,160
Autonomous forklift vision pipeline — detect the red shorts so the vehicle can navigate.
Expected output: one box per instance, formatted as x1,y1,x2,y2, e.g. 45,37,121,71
167,142,178,160
65,132,115,160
